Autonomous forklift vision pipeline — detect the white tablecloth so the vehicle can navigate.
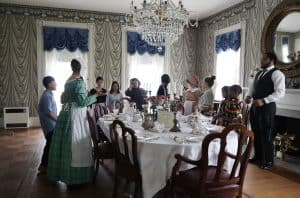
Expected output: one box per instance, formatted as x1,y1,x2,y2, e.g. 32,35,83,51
98,117,238,198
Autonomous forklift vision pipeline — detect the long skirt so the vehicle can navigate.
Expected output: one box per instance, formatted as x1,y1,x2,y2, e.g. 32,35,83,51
47,104,93,185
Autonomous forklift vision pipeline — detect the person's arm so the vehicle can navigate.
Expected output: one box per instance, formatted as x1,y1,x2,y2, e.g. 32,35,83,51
106,93,110,106
101,88,107,95
264,70,285,104
47,112,57,121
75,80,97,107
44,95,57,121
119,93,124,102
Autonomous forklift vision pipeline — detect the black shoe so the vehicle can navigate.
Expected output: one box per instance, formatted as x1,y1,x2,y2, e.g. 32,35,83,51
260,162,273,170
249,158,260,164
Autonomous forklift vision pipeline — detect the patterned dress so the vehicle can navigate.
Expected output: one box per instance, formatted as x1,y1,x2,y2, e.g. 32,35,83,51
47,78,96,185
222,98,242,126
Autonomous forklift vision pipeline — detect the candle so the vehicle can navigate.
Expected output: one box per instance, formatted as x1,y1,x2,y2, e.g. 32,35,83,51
180,86,183,96
174,84,177,94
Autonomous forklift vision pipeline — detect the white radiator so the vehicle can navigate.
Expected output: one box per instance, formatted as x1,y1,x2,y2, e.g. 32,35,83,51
3,107,29,129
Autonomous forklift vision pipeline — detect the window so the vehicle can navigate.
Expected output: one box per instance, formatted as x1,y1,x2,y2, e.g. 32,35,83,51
214,26,243,101
127,53,164,93
37,22,94,114
215,49,241,100
124,31,165,94
44,49,88,112
282,36,289,63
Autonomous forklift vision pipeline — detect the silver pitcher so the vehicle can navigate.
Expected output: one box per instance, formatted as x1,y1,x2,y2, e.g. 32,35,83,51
142,113,155,130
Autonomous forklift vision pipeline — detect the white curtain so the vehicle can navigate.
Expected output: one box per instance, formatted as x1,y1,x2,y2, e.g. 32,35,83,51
44,49,88,112
215,48,241,101
127,53,164,94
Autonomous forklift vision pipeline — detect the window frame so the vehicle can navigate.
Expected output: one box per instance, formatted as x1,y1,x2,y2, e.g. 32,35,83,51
213,22,246,99
121,26,171,93
36,20,95,99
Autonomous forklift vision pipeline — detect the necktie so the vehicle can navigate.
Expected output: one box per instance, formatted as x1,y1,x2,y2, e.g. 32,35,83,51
259,69,267,80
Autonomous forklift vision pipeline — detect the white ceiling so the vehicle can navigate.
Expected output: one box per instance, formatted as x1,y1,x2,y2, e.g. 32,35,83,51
277,12,300,33
1,0,244,20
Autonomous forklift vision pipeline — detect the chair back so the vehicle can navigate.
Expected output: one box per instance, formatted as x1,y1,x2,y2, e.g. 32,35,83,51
200,124,254,191
110,120,140,173
92,103,108,119
241,102,250,128
87,107,98,149
213,101,221,114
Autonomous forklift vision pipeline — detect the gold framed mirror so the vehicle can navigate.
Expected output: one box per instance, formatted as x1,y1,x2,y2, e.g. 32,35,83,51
261,0,300,77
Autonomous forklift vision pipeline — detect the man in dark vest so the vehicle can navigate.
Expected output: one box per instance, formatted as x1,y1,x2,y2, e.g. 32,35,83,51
245,52,285,169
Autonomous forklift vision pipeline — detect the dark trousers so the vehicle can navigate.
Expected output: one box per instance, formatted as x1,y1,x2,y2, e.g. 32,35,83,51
250,102,276,164
40,130,53,167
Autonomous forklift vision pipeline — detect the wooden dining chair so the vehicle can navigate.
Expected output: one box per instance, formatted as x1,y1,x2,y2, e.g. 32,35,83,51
241,102,251,129
87,108,114,183
169,124,254,198
92,103,110,142
110,120,142,198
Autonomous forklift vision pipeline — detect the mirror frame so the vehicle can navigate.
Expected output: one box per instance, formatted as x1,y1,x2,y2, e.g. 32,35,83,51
261,0,300,77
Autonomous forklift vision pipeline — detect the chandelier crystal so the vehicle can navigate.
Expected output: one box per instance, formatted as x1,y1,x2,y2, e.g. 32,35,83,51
128,0,192,47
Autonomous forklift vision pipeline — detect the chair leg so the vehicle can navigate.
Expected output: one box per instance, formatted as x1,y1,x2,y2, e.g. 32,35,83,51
134,178,142,198
165,180,172,198
113,173,119,198
93,159,100,183
170,180,176,198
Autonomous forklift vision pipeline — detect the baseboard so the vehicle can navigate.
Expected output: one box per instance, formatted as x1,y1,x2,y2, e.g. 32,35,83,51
29,117,40,127
0,117,3,128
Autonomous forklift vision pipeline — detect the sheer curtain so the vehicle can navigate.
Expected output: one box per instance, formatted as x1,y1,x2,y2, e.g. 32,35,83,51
127,53,164,93
45,49,88,112
215,48,241,100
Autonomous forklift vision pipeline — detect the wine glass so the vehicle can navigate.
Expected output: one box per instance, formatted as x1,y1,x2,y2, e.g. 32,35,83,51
112,102,119,116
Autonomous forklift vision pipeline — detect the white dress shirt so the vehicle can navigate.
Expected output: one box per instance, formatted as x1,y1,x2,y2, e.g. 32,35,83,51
247,65,285,104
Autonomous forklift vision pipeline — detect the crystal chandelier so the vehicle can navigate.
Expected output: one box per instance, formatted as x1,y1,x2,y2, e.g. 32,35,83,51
128,0,195,47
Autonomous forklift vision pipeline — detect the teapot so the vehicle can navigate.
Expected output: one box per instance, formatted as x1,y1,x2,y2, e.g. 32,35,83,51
142,113,155,130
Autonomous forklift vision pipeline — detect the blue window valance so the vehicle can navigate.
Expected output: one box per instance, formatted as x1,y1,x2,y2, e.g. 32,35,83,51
215,29,241,54
282,36,289,45
127,32,165,56
43,26,89,52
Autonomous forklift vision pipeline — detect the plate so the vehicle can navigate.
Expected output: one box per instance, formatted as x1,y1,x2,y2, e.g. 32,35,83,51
206,125,224,133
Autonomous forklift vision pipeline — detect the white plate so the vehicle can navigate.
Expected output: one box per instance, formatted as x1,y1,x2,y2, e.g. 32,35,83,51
206,125,224,133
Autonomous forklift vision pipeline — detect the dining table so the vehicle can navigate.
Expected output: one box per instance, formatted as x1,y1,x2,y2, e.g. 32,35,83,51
97,113,238,198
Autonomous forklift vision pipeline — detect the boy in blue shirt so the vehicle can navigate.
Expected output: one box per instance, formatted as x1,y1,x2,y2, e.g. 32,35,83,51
38,76,57,174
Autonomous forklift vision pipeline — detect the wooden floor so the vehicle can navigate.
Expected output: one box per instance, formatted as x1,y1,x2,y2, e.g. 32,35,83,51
0,128,300,198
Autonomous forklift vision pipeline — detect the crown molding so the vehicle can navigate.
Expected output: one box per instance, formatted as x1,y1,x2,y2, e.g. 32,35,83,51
198,0,256,27
0,3,126,23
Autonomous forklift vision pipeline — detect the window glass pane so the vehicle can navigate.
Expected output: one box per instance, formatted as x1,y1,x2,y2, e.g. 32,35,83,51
44,49,88,112
215,48,241,100
127,53,164,94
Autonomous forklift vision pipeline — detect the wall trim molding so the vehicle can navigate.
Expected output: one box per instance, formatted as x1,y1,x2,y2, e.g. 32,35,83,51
0,3,125,23
199,0,256,27
29,117,40,127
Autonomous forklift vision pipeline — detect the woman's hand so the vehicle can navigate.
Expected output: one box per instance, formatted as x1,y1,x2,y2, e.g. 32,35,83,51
96,91,103,97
